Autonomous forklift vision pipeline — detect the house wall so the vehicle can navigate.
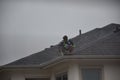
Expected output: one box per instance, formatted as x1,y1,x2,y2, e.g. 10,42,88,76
50,59,120,80
1,68,51,80
104,64,120,80
68,63,80,80
1,59,120,80
0,71,11,80
11,71,24,80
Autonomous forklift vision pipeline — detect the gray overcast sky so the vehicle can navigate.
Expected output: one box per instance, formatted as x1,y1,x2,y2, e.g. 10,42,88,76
0,0,120,65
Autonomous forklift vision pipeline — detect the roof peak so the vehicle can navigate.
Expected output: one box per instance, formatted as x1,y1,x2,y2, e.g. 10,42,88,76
104,23,120,28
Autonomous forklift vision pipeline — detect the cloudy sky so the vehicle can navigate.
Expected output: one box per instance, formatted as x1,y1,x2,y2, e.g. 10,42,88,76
0,0,120,65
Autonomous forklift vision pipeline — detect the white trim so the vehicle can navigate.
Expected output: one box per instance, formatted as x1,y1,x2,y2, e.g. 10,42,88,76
80,66,104,80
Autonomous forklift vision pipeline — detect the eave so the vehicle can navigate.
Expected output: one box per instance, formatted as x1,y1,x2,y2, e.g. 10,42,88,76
1,55,120,70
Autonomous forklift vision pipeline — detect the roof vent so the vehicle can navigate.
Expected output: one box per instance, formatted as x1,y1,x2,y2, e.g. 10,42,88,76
114,26,120,33
79,29,82,35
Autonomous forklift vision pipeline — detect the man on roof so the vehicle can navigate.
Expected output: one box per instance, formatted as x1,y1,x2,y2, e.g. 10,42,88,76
58,35,74,55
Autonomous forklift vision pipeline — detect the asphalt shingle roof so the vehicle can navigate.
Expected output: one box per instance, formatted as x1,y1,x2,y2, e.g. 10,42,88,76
3,23,120,67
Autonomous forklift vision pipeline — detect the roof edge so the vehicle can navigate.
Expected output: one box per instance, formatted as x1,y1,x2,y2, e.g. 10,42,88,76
1,55,120,69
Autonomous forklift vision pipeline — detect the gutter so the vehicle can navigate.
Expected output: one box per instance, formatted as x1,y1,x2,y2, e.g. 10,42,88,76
1,55,120,69
41,55,120,69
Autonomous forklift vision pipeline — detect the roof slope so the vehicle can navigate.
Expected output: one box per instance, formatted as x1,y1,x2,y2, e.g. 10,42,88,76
72,23,120,55
3,23,120,67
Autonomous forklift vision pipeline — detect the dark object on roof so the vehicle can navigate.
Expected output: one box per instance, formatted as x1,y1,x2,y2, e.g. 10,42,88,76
114,26,120,33
79,29,82,35
2,23,120,67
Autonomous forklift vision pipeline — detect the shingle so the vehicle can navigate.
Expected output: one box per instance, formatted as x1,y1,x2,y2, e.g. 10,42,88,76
3,23,120,67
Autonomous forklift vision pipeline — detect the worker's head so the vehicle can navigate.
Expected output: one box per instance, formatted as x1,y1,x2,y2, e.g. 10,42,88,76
63,35,68,41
